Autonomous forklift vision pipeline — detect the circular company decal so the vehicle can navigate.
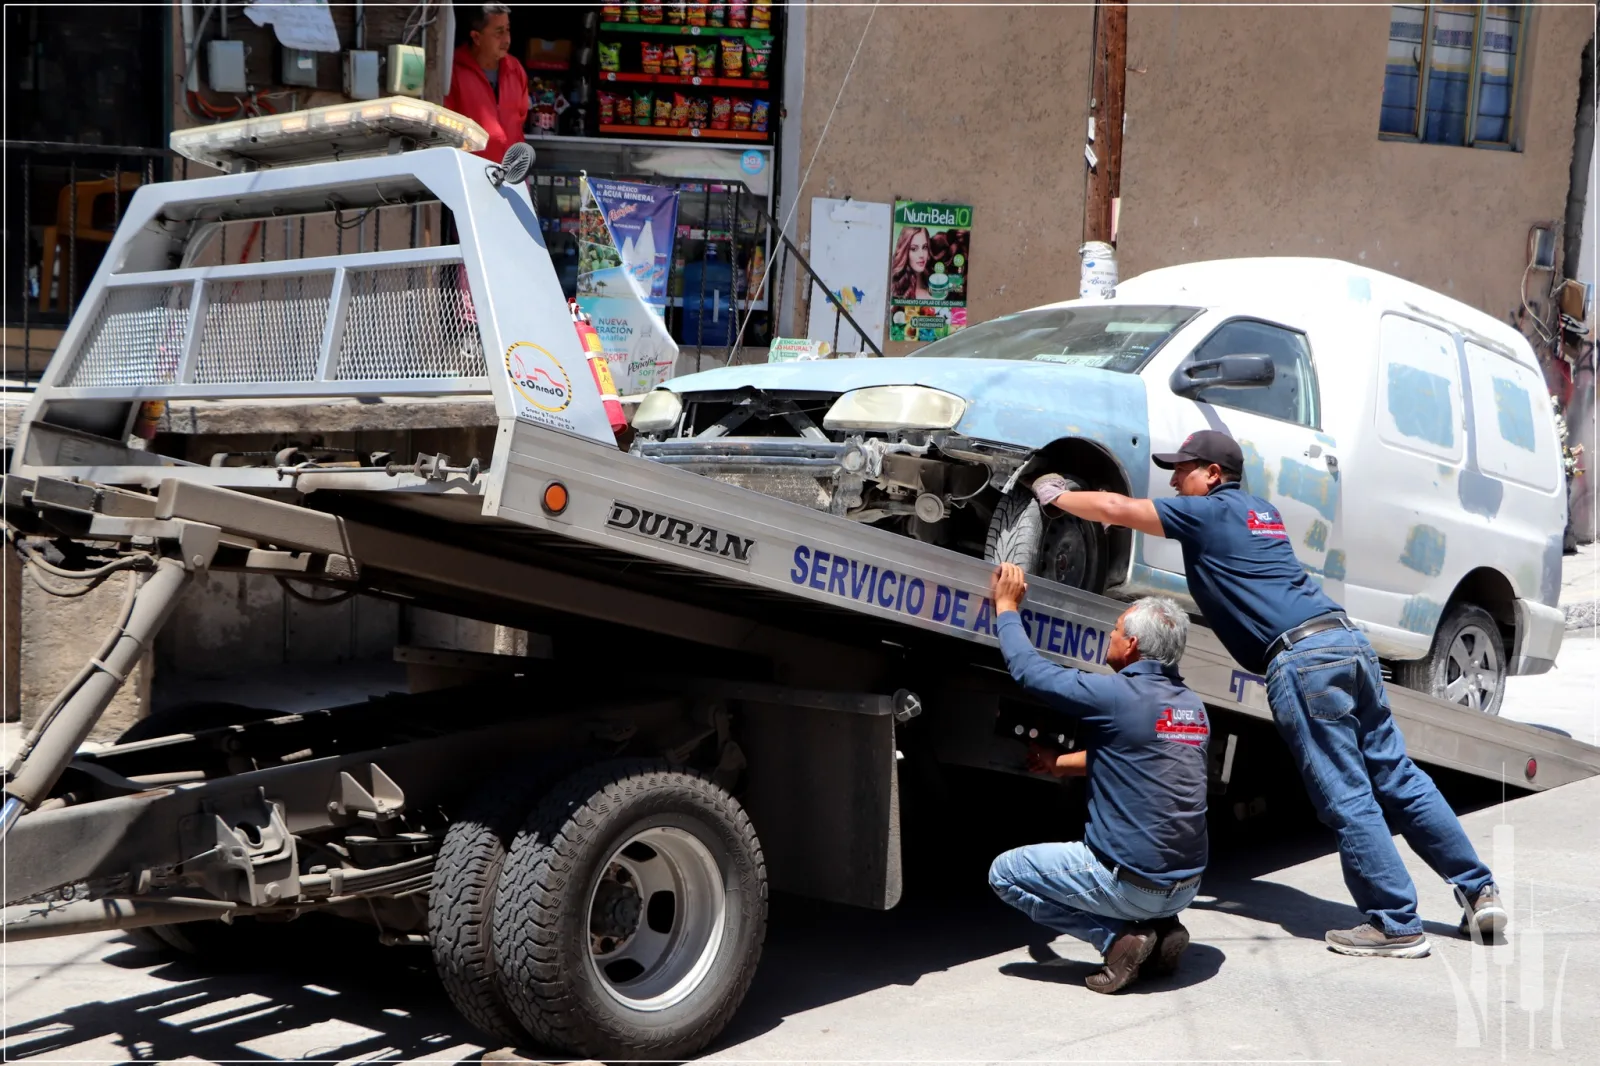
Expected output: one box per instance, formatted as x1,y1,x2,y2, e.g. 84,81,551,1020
740,149,765,176
505,342,573,413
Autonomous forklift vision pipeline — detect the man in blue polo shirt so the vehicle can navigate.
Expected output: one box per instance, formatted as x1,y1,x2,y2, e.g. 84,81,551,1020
1032,429,1505,958
987,564,1207,994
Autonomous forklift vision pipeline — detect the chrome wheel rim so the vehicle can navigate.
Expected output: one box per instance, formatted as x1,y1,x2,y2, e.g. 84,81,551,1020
585,826,726,1012
1442,625,1501,713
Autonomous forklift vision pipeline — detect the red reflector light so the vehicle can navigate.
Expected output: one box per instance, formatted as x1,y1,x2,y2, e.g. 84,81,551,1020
542,482,569,515
1525,758,1537,780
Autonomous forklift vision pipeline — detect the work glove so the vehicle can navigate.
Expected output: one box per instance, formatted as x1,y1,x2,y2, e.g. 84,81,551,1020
1032,473,1072,508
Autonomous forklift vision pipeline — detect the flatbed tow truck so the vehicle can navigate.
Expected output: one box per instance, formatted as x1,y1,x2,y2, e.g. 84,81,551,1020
3,101,1597,1060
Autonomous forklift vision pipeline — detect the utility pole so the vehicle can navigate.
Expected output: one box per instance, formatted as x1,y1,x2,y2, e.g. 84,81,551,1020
1083,0,1128,246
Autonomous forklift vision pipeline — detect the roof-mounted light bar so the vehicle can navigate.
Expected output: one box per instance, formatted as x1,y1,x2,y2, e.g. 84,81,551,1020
170,97,489,173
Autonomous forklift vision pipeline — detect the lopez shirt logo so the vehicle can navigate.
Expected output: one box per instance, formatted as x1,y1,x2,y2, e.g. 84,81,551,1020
1155,706,1210,746
607,501,755,564
1246,508,1288,539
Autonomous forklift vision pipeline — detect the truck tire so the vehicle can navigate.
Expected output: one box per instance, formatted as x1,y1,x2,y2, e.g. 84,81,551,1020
429,754,592,1044
1394,603,1507,715
492,760,767,1061
984,480,1106,592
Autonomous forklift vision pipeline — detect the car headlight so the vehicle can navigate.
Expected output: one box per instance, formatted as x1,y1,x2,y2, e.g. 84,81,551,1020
631,389,684,434
823,386,967,432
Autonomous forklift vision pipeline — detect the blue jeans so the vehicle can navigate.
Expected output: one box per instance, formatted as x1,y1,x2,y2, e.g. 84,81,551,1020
988,841,1199,955
1265,627,1494,937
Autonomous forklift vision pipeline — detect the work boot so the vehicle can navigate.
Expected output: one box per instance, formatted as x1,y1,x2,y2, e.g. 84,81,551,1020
1456,883,1508,941
1324,923,1431,958
1142,916,1190,977
1085,926,1156,994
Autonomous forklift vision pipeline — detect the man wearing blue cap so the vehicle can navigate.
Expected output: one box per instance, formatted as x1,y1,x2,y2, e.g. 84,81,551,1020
1031,429,1505,958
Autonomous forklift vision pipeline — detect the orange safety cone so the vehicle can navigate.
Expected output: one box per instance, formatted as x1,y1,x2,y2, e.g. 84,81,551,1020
572,302,627,433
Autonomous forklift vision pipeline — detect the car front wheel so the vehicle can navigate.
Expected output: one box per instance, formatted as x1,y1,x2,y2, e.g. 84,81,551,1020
983,481,1108,593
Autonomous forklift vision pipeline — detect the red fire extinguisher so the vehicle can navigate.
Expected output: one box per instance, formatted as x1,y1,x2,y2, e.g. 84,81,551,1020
571,301,627,434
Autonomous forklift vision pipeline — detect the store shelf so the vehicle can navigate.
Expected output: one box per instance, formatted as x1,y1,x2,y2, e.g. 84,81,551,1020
598,124,771,142
602,22,772,39
601,71,770,90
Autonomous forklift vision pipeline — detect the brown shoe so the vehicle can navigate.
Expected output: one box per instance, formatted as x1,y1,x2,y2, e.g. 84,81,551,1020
1324,923,1431,958
1457,883,1508,941
1142,917,1190,977
1085,927,1157,994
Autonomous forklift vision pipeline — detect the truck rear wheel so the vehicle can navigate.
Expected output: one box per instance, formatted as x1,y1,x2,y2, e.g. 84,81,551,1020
985,480,1107,593
430,753,594,1044
492,760,767,1060
1394,603,1507,715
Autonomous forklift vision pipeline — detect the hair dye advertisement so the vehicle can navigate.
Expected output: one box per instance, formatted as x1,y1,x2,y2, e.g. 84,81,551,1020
889,200,972,343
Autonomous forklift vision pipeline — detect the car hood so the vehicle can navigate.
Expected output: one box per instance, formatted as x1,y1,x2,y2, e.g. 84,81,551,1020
660,357,1153,496
661,357,1132,404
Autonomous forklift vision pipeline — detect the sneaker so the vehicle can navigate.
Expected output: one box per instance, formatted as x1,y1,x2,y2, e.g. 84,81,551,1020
1457,883,1508,940
1142,916,1191,977
1325,923,1431,958
1086,927,1157,994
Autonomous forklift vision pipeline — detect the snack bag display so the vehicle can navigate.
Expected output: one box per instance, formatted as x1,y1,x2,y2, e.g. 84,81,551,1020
732,98,752,130
745,36,772,77
598,91,616,124
720,37,743,77
634,90,654,126
623,1,640,23
687,3,708,27
654,97,672,126
598,41,621,72
751,2,771,29
709,4,726,28
642,3,664,24
696,43,717,76
674,45,697,78
729,1,749,28
710,96,732,129
661,45,679,76
602,4,623,21
751,98,770,132
615,94,634,123
689,97,710,127
666,1,686,25
671,93,691,127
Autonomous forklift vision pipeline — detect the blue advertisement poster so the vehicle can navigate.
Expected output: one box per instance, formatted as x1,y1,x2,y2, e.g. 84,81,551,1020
577,178,681,396
586,178,680,309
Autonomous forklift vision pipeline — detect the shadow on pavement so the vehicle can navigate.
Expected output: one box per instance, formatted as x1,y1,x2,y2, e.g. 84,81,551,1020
1189,877,1463,944
999,940,1227,993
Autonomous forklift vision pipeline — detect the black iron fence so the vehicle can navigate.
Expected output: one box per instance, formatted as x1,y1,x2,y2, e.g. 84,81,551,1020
4,140,186,385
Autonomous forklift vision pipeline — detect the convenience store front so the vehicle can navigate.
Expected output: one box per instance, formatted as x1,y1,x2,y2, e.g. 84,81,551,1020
469,3,785,353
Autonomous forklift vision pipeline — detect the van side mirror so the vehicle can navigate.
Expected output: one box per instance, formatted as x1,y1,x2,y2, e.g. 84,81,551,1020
1170,354,1275,399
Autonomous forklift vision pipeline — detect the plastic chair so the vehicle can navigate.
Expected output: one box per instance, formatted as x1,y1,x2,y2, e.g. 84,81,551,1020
39,172,142,312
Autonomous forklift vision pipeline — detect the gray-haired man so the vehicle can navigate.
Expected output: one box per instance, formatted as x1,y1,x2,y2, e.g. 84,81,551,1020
987,563,1209,994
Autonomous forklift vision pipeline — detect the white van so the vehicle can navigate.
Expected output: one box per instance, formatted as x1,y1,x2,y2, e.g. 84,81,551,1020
1113,258,1567,713
635,257,1568,714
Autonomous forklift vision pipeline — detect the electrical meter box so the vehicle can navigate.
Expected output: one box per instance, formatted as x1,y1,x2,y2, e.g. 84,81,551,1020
207,39,248,94
344,50,381,100
281,48,319,88
386,45,426,97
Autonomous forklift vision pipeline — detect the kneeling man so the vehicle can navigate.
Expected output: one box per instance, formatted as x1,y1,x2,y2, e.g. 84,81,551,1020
987,563,1209,993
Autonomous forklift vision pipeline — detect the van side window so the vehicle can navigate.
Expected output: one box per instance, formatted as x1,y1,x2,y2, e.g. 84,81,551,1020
1376,314,1465,463
1188,320,1320,427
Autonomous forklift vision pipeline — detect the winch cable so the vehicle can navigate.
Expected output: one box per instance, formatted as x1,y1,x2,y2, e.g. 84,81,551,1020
728,0,883,364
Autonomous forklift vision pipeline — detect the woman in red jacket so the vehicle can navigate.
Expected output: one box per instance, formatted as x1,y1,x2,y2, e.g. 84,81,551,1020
444,4,528,163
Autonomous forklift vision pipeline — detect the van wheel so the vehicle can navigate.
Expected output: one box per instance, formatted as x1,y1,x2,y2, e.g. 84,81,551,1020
984,481,1107,593
1395,603,1506,715
493,760,767,1060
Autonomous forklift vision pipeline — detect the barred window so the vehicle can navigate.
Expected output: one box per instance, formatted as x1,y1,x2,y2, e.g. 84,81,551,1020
1380,4,1523,148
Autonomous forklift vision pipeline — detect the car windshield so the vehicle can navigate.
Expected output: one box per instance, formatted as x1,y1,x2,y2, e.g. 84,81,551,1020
910,304,1201,372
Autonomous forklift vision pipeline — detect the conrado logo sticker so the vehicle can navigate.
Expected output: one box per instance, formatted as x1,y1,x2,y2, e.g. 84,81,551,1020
506,342,572,413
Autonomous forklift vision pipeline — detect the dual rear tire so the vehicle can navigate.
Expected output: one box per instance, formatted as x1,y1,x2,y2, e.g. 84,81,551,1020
429,758,767,1060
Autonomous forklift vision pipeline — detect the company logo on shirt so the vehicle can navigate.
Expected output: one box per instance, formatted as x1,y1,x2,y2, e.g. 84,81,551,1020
1246,508,1288,539
1155,707,1210,746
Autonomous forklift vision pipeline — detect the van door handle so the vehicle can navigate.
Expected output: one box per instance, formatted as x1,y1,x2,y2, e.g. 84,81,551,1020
1304,444,1322,459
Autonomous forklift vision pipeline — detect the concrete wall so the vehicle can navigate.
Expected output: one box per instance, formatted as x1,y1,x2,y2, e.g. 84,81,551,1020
789,3,1095,353
791,3,1589,337
20,572,150,743
1118,3,1589,320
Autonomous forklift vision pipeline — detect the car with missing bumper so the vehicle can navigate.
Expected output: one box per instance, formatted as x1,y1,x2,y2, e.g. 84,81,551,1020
632,257,1568,714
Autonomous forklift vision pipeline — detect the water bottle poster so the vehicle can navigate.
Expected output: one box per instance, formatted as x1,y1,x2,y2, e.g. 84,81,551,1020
889,200,972,342
586,178,681,308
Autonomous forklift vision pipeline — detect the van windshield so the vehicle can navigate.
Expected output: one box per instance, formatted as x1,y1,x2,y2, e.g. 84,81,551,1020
911,304,1200,373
